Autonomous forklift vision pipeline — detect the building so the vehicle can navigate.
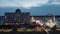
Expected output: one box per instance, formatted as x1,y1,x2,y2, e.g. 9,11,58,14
4,9,30,25
0,16,4,25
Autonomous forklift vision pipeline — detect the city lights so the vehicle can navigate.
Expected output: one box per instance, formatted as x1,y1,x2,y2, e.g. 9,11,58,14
0,9,60,33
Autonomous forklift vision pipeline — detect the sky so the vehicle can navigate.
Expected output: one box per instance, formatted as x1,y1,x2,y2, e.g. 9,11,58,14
0,0,60,9
0,0,60,16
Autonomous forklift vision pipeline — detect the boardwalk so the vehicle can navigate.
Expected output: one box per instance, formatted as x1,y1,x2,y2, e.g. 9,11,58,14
0,30,60,34
0,27,60,34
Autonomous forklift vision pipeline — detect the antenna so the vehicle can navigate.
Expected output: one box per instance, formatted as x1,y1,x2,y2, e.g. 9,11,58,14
53,14,55,22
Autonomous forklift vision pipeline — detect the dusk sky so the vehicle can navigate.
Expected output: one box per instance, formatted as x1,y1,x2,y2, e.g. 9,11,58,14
0,0,60,16
0,0,60,8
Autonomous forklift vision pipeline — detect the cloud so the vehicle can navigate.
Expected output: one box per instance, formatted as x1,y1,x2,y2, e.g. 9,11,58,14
18,2,42,8
48,0,60,5
52,2,60,5
0,0,18,7
0,0,49,8
9,0,49,8
0,0,60,9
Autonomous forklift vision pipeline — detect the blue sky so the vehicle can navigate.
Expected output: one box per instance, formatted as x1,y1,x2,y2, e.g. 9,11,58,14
0,0,60,9
0,0,60,16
